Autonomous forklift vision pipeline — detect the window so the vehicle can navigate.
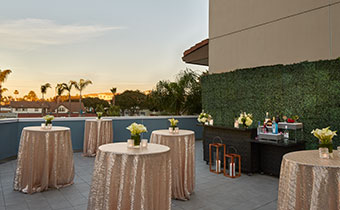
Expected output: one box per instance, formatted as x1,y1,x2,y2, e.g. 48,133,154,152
58,107,66,112
35,108,39,112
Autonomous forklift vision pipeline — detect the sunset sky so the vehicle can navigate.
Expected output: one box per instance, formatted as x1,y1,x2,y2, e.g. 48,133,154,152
0,0,208,98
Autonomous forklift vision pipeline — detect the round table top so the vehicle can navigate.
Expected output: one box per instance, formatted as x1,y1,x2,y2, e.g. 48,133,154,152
284,150,340,168
85,119,112,122
99,142,170,156
152,129,195,137
23,126,70,132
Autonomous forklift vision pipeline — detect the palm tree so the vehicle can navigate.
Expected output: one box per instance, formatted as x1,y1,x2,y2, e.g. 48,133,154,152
14,90,19,101
154,69,201,115
110,87,117,105
0,69,12,105
74,79,92,116
40,83,51,100
62,81,76,117
55,83,65,117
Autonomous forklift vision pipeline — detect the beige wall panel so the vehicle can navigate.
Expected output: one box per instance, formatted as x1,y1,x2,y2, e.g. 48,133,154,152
209,0,329,38
331,3,340,58
209,7,330,73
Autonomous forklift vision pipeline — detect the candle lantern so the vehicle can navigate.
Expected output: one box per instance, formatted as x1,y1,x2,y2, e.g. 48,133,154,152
224,153,241,178
209,142,226,174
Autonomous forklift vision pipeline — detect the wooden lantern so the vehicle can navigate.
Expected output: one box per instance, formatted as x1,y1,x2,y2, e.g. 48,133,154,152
209,143,226,174
224,153,241,178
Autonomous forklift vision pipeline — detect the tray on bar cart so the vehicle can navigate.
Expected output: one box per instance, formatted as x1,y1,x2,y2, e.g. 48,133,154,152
258,133,283,143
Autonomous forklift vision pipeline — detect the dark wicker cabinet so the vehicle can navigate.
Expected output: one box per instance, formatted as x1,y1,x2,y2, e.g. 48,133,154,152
202,125,259,174
202,125,305,176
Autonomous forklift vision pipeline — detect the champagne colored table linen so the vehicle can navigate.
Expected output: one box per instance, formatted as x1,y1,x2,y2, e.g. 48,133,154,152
150,129,195,200
83,119,113,156
14,126,75,194
87,143,171,210
278,150,340,210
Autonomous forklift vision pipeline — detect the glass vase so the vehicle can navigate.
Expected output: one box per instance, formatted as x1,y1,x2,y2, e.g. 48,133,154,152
131,134,141,146
319,142,333,158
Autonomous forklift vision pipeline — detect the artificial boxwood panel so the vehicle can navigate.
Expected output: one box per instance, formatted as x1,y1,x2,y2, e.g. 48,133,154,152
201,59,340,149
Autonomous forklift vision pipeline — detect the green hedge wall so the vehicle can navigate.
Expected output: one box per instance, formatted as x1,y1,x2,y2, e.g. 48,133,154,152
201,59,340,149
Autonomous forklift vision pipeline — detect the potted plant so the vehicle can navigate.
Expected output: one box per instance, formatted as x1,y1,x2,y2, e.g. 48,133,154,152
126,122,147,147
198,111,213,125
168,118,179,133
43,115,54,129
312,127,337,158
237,112,253,128
96,112,103,120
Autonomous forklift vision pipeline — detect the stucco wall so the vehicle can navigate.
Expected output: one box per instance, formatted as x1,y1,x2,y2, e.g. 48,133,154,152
209,0,340,73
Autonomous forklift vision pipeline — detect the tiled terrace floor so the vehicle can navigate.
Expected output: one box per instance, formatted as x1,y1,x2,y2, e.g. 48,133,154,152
0,141,278,210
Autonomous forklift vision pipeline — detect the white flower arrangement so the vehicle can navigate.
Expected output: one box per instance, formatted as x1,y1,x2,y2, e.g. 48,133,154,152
43,115,54,125
168,118,179,128
126,122,147,136
311,127,337,145
237,112,253,128
96,112,103,119
198,111,212,124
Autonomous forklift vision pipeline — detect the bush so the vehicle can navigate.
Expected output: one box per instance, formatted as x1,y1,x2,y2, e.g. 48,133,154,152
201,58,340,149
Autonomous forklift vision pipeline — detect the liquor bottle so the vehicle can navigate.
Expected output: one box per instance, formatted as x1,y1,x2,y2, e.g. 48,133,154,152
284,126,289,144
265,112,269,124
276,115,280,123
272,121,278,134
257,121,261,135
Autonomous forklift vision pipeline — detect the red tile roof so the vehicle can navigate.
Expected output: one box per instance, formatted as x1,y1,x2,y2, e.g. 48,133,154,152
183,39,208,57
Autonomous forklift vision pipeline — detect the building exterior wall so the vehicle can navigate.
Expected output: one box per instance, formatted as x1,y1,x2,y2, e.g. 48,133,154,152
209,0,340,73
11,108,42,113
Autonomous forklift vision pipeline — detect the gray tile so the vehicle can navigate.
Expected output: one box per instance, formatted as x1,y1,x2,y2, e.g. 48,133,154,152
26,198,51,210
5,202,29,210
0,140,279,210
73,204,87,210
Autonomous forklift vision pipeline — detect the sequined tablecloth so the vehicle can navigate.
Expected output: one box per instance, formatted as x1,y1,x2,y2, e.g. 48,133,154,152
278,150,340,210
150,129,195,200
87,143,171,210
14,126,75,194
83,119,113,156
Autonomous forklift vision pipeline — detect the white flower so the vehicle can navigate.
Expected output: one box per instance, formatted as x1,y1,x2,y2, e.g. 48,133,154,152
168,118,179,127
127,122,147,136
198,111,213,123
245,117,253,127
237,112,253,127
311,127,337,144
43,115,54,121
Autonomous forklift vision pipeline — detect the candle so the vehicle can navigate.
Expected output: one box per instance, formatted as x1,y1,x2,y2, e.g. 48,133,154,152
127,139,134,148
216,160,221,173
234,120,239,128
141,139,148,148
229,162,235,176
319,148,329,159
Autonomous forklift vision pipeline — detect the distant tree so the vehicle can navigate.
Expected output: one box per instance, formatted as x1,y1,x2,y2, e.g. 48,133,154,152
110,87,117,105
106,105,120,116
82,97,109,113
40,83,51,100
62,81,76,117
74,79,92,116
0,88,8,104
151,69,203,115
0,69,12,105
115,90,146,115
25,90,39,101
14,90,19,101
55,83,65,116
